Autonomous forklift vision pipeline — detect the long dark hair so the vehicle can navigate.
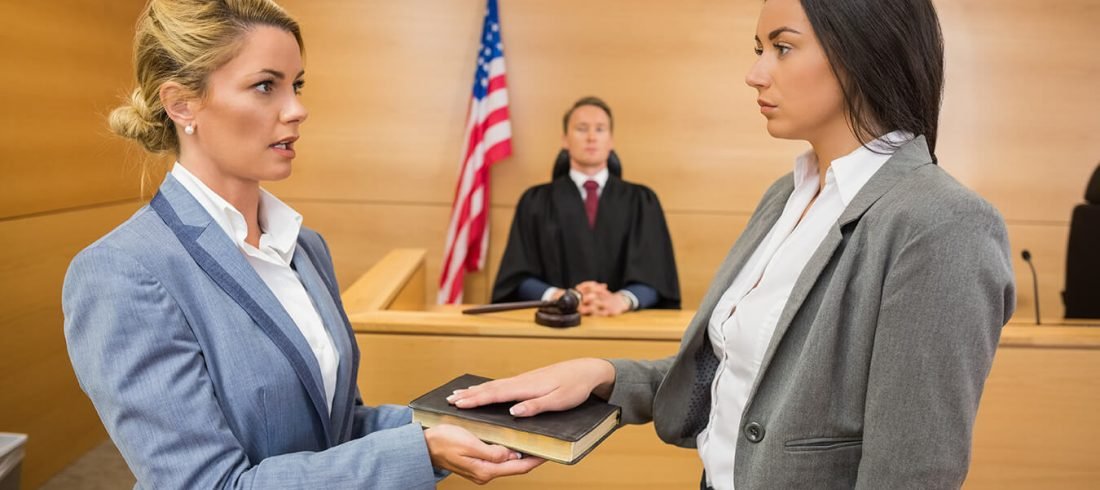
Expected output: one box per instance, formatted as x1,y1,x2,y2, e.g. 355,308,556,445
800,0,944,155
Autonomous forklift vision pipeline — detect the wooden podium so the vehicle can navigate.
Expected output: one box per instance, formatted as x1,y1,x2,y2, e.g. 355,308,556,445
343,249,1100,489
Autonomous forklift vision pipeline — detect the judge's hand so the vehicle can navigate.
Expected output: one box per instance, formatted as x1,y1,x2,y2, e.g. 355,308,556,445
574,281,607,297
584,289,629,317
574,281,609,315
575,283,632,317
594,292,632,317
446,358,616,417
424,424,544,484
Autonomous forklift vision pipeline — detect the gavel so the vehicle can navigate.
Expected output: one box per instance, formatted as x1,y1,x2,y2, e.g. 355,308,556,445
462,289,581,328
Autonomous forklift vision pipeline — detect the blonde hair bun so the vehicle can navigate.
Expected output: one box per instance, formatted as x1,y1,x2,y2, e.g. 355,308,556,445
108,88,172,153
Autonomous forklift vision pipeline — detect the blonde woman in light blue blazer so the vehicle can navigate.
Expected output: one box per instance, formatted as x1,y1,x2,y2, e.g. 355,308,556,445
62,1,542,488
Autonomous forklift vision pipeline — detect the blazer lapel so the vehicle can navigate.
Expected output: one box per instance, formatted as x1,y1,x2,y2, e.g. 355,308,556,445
750,225,843,398
837,136,933,227
292,244,357,444
654,176,794,440
681,177,795,350
150,176,334,444
748,136,935,399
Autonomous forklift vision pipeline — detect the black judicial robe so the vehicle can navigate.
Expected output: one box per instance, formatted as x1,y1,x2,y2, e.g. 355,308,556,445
492,175,681,308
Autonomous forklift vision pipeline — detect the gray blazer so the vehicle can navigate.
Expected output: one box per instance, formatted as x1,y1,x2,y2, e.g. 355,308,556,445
63,176,440,489
608,137,1015,489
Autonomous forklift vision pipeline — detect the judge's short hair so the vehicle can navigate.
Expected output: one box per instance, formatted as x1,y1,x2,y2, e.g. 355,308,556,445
562,96,613,134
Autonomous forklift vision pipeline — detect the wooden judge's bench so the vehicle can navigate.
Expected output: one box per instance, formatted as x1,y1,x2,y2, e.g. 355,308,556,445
343,249,1100,490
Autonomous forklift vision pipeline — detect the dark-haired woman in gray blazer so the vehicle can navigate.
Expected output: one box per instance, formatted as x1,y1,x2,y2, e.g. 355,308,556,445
448,0,1016,488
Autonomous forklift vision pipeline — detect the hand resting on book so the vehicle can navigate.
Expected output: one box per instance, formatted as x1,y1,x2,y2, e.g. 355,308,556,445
447,358,616,417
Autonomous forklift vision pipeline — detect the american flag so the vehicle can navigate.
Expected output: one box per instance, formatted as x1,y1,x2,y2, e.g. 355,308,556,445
438,0,513,304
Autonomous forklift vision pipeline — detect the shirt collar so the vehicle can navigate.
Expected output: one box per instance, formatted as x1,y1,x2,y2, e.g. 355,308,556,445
256,189,303,261
790,130,913,206
830,131,913,205
569,167,609,195
170,163,302,262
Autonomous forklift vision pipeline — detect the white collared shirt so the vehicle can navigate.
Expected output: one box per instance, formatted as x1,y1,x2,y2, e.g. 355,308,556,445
698,132,911,490
171,163,339,414
569,167,609,199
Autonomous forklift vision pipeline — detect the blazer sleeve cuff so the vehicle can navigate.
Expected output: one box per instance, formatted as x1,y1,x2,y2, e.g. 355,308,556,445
605,357,673,425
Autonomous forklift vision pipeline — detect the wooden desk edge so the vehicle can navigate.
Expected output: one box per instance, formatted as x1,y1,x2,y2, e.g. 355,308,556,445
341,249,1100,349
348,311,1100,348
348,309,692,341
342,248,426,312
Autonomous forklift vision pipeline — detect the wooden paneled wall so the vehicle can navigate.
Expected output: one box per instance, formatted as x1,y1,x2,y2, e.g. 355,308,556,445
3,0,1098,486
276,0,1100,322
0,1,150,487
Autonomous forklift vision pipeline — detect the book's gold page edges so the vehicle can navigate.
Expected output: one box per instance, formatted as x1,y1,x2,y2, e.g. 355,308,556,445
413,410,617,464
574,410,620,456
413,411,571,462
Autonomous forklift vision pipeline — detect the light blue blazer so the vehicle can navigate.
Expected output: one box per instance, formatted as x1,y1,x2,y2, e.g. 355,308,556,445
63,175,440,489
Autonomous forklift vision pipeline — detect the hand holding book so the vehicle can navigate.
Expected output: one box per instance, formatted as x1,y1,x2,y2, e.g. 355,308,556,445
447,358,617,417
423,424,544,484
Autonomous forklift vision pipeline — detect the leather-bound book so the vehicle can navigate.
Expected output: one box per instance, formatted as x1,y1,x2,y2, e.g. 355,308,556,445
409,374,621,464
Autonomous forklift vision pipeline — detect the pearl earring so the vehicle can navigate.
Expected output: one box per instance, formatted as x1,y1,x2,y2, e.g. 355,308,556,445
184,123,194,135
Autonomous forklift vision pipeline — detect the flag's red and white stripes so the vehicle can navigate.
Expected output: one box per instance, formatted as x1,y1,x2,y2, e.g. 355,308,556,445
438,49,512,303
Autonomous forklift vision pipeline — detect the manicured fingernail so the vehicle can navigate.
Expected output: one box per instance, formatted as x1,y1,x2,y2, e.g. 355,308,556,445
511,452,523,460
509,405,527,416
455,399,471,408
445,395,456,403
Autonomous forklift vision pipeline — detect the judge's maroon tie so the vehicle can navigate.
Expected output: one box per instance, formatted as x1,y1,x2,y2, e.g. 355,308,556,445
584,180,599,229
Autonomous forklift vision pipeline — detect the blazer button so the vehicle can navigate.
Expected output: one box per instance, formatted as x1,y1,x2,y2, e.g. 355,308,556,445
744,422,765,443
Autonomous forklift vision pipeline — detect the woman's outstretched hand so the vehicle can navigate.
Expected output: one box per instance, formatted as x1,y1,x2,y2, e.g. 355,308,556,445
445,358,616,417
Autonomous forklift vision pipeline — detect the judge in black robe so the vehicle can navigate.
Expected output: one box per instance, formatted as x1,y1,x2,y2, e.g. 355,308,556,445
492,99,673,312
492,98,677,312
492,98,679,314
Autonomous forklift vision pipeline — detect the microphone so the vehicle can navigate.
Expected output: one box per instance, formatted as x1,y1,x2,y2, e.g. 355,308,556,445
1021,250,1040,325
